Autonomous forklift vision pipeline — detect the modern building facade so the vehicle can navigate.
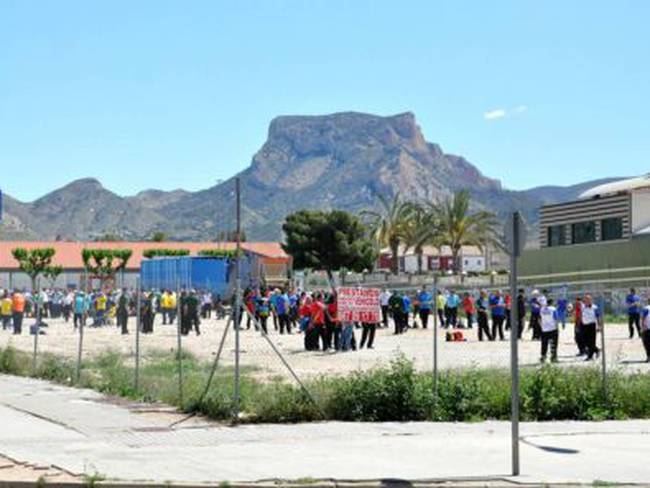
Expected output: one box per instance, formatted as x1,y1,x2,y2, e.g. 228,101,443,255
520,174,650,287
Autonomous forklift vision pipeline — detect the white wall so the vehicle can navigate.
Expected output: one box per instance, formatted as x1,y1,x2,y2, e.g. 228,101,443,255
631,188,650,234
461,256,486,273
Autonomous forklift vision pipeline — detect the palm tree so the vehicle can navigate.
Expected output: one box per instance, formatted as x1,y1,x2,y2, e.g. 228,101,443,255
362,193,415,274
430,190,499,273
403,203,443,274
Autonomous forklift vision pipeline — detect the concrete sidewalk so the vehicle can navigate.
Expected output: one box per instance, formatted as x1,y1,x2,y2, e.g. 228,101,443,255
0,374,648,485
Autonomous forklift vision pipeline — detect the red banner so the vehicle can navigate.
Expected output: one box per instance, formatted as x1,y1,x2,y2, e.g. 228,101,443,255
337,287,381,323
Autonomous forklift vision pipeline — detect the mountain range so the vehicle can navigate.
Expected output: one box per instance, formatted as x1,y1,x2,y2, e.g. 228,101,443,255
0,111,621,243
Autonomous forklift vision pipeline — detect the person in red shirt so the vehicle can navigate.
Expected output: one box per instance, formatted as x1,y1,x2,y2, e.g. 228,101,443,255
462,292,475,329
505,293,512,332
325,293,339,350
309,293,326,351
574,296,585,356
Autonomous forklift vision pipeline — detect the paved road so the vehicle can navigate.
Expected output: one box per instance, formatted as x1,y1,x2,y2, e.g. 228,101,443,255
0,374,648,485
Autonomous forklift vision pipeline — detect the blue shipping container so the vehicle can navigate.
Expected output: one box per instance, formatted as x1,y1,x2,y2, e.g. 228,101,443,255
141,257,232,297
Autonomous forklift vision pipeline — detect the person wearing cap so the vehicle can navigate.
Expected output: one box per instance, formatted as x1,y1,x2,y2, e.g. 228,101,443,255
580,294,601,361
540,298,559,363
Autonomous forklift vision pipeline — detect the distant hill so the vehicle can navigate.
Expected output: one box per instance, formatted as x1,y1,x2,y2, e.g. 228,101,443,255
0,112,625,242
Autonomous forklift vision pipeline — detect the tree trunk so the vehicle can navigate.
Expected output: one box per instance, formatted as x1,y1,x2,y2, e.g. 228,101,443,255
452,246,461,274
416,247,423,275
390,240,400,275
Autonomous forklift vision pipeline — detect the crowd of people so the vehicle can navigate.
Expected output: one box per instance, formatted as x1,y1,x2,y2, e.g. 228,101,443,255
1,284,649,363
0,287,226,337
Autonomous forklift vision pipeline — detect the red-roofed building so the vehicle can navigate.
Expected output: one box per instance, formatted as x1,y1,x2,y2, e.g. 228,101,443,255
0,241,291,290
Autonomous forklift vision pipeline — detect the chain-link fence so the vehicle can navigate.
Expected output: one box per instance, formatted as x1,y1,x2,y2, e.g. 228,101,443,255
3,267,650,479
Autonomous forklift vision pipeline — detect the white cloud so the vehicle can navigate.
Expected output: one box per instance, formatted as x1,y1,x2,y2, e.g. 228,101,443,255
484,108,507,120
483,105,527,121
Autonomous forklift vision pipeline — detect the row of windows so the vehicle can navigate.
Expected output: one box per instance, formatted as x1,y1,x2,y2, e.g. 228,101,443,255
547,217,623,247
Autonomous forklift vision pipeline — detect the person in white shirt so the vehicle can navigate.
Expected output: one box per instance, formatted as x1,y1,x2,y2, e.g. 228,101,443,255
580,294,601,361
540,299,559,363
379,288,391,328
641,302,650,363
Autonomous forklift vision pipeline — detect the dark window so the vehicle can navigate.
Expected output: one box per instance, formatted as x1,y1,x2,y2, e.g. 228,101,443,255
572,221,596,244
601,217,623,241
547,225,566,247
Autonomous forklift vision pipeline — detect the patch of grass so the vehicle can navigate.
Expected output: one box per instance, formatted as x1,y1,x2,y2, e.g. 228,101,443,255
2,345,650,424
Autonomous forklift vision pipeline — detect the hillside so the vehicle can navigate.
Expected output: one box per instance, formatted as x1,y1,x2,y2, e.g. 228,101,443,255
0,112,623,242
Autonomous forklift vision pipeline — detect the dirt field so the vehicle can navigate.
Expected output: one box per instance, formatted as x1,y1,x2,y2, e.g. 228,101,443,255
1,313,648,380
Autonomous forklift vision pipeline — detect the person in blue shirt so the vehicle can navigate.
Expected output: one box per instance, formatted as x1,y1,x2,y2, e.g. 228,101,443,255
417,285,433,329
626,288,641,339
402,293,412,331
73,291,87,329
446,290,460,328
276,289,292,334
489,290,506,341
556,297,568,330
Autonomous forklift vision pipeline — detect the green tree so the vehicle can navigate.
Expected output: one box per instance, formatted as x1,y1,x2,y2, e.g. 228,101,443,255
362,193,415,274
198,249,243,258
43,265,64,287
402,203,443,274
11,247,58,291
142,248,190,258
430,190,499,273
82,249,133,287
150,232,167,242
282,210,377,281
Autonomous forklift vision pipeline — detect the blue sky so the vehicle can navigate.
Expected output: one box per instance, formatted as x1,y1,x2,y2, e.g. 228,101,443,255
1,0,648,201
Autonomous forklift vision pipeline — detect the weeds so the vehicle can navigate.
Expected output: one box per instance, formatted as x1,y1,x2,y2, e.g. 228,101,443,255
2,345,649,423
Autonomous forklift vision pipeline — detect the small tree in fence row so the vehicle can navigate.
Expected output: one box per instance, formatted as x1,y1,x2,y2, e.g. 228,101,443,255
198,249,243,258
43,265,64,287
11,247,60,291
82,249,133,288
142,249,190,259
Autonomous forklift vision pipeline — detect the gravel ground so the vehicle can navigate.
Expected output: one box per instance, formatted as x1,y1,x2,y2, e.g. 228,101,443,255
1,313,648,379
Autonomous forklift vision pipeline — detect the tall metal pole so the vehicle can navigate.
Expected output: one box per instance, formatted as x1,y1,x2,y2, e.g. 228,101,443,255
432,273,439,408
509,212,521,476
32,281,41,375
234,178,241,422
176,275,184,406
598,295,607,404
233,177,242,422
134,277,141,391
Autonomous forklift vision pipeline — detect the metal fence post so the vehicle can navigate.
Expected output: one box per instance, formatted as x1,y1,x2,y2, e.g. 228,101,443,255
598,294,607,405
176,278,184,406
134,277,141,391
233,177,242,422
32,282,41,375
509,212,521,476
75,302,84,384
432,273,439,409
